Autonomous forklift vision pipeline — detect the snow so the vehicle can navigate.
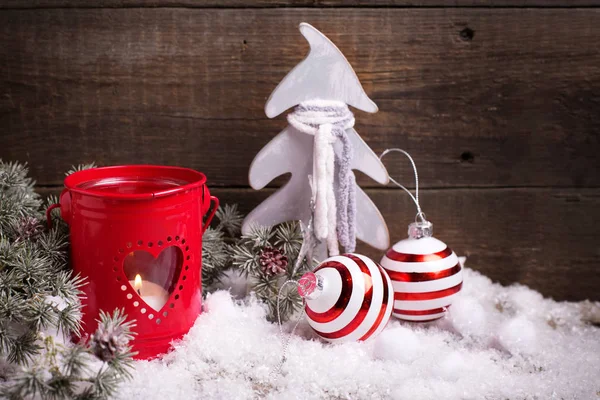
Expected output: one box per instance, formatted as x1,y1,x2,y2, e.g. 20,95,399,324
116,266,600,400
373,326,422,363
497,316,538,355
447,295,487,337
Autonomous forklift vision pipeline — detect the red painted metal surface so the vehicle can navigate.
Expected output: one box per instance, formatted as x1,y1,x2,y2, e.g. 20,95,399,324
50,165,218,359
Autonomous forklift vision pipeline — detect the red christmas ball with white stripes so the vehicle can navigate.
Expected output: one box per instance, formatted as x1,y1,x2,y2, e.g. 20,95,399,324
380,220,463,323
297,253,394,343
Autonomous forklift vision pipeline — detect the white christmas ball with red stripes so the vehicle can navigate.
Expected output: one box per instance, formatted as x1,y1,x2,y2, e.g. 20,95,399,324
380,221,463,322
297,253,394,343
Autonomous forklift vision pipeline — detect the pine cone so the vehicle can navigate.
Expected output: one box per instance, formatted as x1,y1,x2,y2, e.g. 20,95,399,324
259,247,288,276
90,324,128,362
14,216,41,242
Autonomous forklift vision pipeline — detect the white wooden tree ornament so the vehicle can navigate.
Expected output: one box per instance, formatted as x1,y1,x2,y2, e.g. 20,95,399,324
242,22,390,254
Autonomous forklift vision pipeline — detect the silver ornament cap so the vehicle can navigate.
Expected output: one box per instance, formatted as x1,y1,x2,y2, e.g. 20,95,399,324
297,272,324,300
408,220,433,239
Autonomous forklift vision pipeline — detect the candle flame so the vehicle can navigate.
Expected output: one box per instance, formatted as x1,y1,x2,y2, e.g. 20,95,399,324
134,274,142,294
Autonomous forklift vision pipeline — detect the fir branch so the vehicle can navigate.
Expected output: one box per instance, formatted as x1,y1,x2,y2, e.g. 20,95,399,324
201,204,245,292
2,309,136,400
0,195,41,236
0,321,11,354
91,309,137,369
216,204,244,237
201,227,230,289
277,287,303,321
8,249,54,296
0,161,35,191
231,244,261,278
0,233,15,266
0,160,135,400
92,367,122,399
37,227,69,268
60,345,89,377
73,387,101,400
231,220,306,321
7,331,40,365
25,297,58,332
243,224,275,250
0,292,28,324
46,373,76,399
0,162,38,209
9,216,42,243
52,271,87,305
43,195,66,231
55,302,84,337
274,222,303,260
65,162,97,176
287,261,310,281
0,161,41,236
1,366,49,400
252,272,279,298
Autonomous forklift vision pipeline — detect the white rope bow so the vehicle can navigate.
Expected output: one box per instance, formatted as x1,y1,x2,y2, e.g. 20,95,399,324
288,100,357,255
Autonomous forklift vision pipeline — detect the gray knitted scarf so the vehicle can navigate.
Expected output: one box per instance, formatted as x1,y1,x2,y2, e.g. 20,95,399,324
288,100,357,253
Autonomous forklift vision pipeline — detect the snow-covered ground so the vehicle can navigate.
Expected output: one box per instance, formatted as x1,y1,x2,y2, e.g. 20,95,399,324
116,266,600,400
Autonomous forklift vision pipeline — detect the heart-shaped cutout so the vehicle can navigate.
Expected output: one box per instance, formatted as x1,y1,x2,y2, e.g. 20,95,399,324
123,246,183,311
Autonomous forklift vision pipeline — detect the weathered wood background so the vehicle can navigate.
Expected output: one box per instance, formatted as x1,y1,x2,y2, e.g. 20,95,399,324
1,1,599,301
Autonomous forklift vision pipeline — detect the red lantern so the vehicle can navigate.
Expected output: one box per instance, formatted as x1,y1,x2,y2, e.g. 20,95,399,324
47,165,218,359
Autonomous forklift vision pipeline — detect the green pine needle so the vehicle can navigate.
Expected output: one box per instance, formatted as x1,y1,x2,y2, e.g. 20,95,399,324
0,160,136,399
37,227,69,268
65,162,97,176
60,345,90,377
231,244,261,278
216,204,244,237
243,224,275,250
230,220,307,322
56,302,84,336
2,366,49,399
7,331,41,365
275,222,303,260
52,271,87,305
26,297,58,332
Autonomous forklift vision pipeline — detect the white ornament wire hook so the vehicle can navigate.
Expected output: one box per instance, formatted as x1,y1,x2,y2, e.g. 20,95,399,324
267,279,307,382
379,148,426,222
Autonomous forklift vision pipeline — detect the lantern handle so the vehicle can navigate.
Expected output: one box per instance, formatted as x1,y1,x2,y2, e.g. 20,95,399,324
46,188,71,229
46,203,61,229
202,196,219,234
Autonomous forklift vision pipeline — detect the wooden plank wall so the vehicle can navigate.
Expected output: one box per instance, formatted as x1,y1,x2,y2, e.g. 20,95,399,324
1,1,599,301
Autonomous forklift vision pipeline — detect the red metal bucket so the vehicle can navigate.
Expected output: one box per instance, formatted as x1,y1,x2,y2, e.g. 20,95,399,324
47,165,218,359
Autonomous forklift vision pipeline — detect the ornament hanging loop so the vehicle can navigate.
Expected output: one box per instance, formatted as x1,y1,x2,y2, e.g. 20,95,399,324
268,279,306,382
379,148,426,222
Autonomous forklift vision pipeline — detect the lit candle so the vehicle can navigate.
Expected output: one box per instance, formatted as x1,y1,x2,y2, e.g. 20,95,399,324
130,274,169,311
134,274,142,295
